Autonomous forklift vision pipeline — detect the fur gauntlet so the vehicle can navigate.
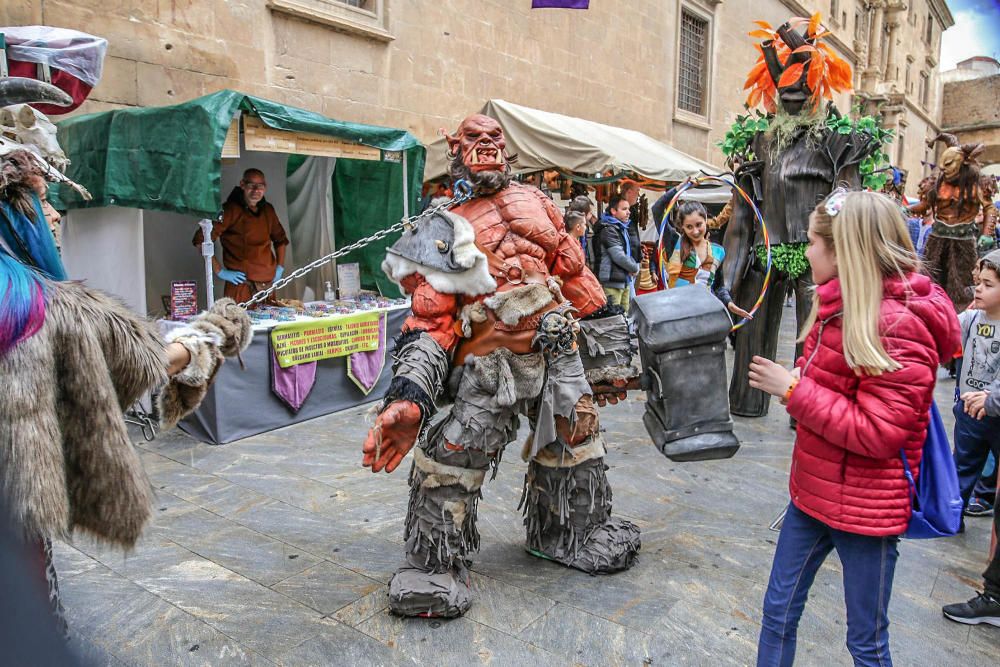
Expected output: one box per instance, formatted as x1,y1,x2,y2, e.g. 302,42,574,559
383,330,450,419
158,298,252,429
577,312,639,385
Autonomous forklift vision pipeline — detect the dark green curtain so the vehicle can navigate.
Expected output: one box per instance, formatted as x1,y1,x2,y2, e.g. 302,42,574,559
331,148,423,297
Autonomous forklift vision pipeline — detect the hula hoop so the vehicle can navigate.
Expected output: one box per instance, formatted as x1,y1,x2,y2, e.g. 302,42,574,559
654,175,771,332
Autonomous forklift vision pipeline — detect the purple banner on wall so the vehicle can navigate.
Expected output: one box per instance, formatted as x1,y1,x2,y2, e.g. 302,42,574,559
531,0,589,8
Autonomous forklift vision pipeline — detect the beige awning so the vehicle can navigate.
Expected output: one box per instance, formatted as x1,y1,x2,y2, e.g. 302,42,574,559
424,99,722,183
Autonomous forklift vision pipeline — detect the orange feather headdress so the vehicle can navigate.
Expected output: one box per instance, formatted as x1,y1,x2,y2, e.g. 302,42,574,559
744,13,853,114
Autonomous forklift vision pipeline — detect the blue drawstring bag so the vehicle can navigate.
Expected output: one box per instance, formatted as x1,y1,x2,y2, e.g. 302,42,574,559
900,400,963,539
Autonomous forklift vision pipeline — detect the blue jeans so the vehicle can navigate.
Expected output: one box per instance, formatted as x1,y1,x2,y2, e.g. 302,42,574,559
758,504,899,667
952,401,1000,510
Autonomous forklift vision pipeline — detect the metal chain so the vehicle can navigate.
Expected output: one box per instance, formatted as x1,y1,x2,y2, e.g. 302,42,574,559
238,179,473,309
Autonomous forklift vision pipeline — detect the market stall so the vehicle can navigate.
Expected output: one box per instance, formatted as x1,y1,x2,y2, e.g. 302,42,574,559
52,90,425,444
424,99,728,294
424,98,726,195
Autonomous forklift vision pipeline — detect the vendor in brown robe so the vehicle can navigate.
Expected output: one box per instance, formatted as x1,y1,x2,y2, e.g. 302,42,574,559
909,134,998,311
193,168,289,305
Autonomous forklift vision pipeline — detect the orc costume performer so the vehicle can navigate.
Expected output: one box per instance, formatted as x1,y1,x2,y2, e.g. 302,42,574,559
363,115,640,617
910,134,998,311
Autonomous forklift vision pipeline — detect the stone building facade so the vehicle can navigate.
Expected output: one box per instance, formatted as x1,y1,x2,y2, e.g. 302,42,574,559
2,0,952,194
940,58,1000,168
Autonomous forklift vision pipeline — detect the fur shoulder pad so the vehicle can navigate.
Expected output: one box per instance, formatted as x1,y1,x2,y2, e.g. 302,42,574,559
382,210,495,296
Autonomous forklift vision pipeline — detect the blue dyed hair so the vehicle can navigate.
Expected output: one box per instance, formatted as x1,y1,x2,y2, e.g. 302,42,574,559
0,193,66,355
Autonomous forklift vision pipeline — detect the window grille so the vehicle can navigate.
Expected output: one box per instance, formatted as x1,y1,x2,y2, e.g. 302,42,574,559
678,10,708,115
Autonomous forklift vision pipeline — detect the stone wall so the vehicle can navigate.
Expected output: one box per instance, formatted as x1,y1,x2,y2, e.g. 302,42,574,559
1,0,950,185
942,74,1000,165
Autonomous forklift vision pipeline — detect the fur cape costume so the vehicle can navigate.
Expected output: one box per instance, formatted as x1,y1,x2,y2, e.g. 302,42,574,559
0,283,251,548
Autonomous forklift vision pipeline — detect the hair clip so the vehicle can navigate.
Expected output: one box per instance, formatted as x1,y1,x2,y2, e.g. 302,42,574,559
825,187,849,217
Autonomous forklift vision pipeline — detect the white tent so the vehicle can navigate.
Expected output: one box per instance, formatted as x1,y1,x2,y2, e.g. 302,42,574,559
425,99,724,185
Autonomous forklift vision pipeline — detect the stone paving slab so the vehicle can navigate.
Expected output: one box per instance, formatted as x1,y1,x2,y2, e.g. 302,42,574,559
55,308,999,666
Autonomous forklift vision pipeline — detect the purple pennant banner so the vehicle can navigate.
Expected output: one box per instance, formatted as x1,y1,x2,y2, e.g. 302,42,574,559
347,313,387,396
532,0,590,8
271,350,317,413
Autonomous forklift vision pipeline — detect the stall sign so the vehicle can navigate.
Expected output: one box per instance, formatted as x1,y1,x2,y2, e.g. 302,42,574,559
337,262,362,298
170,281,198,320
221,114,241,159
243,116,380,161
271,311,381,368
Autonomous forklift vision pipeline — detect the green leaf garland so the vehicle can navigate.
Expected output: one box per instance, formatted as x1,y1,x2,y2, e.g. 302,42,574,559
756,242,809,279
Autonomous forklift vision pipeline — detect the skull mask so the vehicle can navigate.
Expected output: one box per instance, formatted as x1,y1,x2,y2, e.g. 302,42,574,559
939,147,964,181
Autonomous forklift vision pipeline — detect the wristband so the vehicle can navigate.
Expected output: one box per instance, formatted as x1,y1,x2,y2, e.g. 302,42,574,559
780,378,799,405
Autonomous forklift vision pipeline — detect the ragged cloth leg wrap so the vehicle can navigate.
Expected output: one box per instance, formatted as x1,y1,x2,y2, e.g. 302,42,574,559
520,436,640,574
389,447,485,618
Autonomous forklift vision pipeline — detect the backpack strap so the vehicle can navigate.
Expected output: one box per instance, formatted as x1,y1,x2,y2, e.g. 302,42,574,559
899,448,917,507
961,310,980,350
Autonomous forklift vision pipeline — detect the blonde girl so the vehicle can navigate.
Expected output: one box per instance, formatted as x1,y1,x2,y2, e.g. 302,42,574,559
749,190,960,667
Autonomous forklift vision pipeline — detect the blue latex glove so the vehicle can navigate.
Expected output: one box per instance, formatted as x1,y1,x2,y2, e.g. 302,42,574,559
978,235,996,251
274,265,285,281
217,268,246,285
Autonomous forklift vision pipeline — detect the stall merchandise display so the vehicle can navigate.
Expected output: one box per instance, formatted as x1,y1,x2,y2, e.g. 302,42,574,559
244,295,410,325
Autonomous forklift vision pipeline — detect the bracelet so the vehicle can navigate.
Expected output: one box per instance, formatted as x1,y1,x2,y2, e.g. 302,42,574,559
780,378,799,405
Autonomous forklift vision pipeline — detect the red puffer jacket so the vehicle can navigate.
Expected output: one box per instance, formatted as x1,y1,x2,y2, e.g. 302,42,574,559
785,272,960,536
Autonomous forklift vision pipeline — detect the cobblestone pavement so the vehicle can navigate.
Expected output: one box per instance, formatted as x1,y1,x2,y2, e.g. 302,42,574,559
59,308,998,666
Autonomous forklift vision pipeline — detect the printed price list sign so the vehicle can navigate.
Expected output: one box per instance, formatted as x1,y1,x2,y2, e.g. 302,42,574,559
271,310,382,368
170,281,198,321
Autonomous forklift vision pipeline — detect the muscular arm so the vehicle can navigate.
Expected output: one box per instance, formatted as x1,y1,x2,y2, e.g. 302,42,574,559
709,197,734,230
398,273,460,352
521,187,605,316
364,272,456,473
908,199,931,217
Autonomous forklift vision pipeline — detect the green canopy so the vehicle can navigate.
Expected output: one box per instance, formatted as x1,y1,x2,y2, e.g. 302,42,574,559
52,89,424,218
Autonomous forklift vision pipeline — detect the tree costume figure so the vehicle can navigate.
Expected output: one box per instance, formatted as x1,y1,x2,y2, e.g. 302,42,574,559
721,15,882,417
362,114,641,618
909,134,997,311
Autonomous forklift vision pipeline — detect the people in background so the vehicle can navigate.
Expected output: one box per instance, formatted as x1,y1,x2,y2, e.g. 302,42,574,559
567,195,597,269
564,210,587,256
666,201,751,322
950,250,1000,519
597,195,640,311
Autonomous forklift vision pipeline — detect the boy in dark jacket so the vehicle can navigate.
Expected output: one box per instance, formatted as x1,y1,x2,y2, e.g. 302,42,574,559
597,195,640,311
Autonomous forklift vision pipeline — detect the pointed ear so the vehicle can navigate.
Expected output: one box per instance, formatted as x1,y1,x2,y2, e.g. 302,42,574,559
444,131,461,157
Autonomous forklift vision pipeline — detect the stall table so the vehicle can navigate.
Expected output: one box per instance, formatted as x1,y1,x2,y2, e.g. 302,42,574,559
179,306,408,445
